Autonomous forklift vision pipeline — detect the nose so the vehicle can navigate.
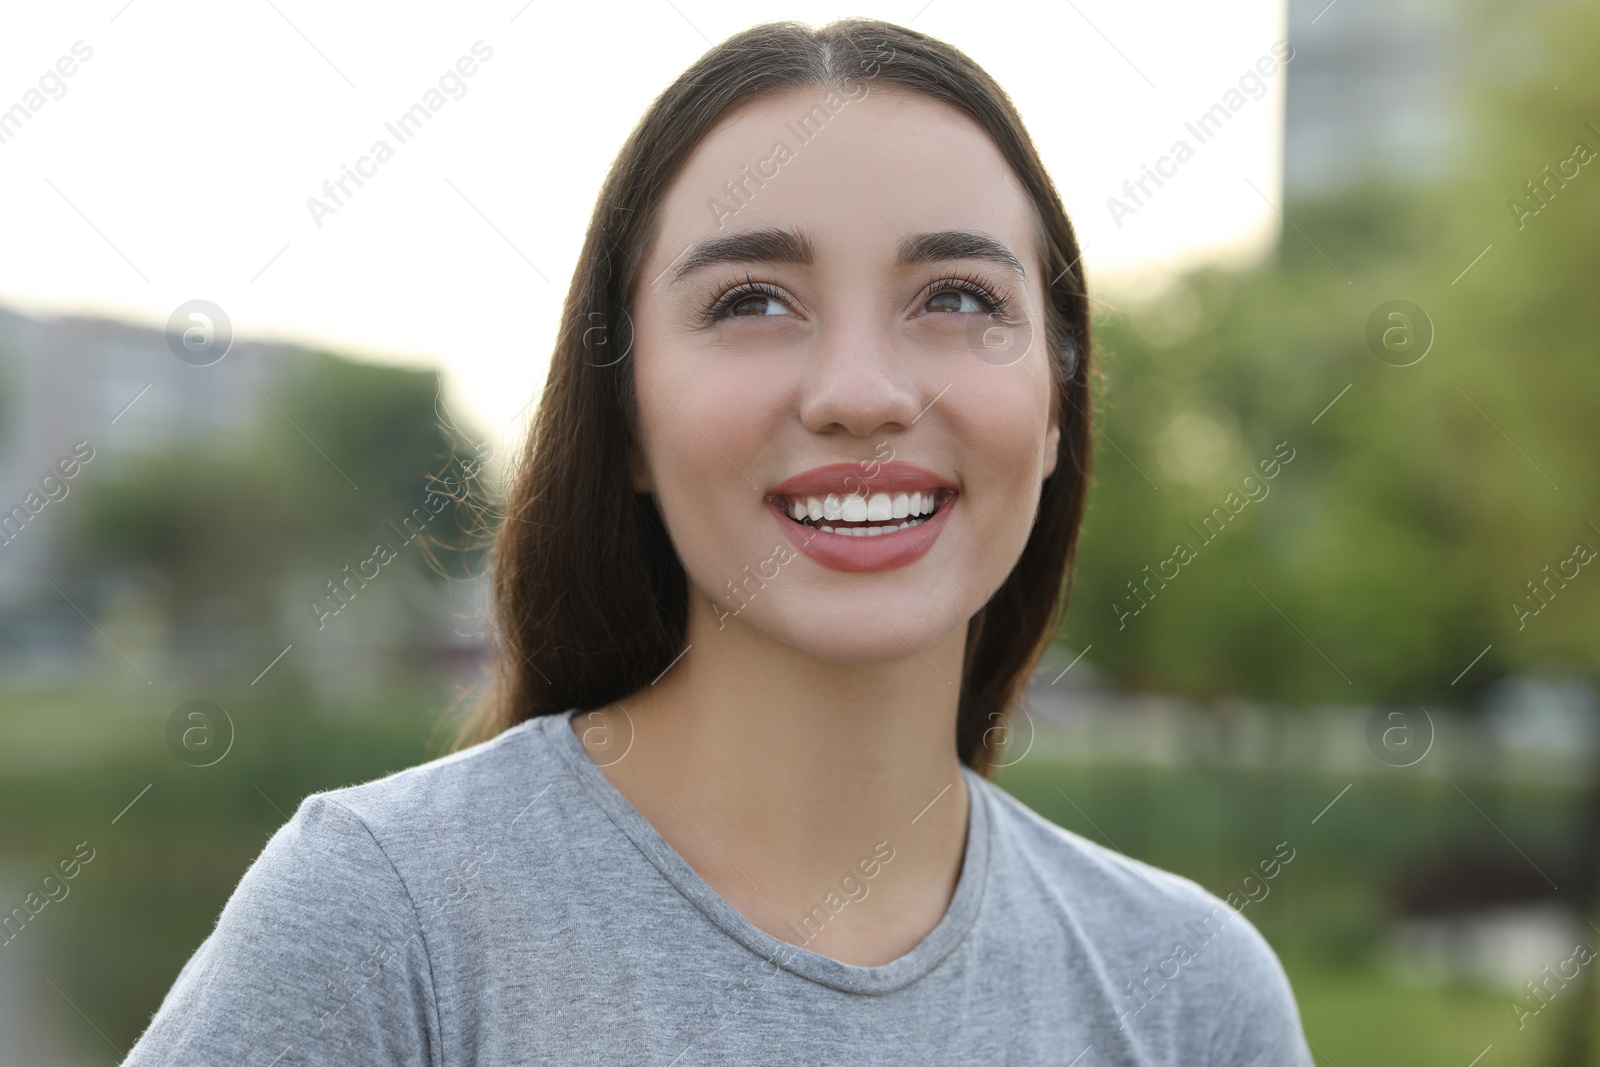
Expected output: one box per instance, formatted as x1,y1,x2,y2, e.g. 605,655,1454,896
797,313,928,439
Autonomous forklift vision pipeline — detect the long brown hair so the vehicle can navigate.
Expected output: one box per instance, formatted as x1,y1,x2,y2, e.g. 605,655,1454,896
451,17,1094,777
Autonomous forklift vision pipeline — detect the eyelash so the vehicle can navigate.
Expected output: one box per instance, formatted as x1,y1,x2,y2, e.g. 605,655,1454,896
697,271,1013,325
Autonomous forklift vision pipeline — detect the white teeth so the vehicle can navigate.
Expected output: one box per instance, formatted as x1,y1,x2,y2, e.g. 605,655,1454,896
816,518,926,535
779,489,945,527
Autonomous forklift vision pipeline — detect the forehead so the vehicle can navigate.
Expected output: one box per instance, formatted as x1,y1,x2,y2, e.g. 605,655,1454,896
650,85,1039,274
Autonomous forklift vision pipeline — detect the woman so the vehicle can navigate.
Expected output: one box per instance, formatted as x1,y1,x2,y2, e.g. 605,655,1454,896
124,18,1313,1065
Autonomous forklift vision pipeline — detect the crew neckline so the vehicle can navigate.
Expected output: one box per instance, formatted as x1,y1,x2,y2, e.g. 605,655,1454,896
540,708,991,995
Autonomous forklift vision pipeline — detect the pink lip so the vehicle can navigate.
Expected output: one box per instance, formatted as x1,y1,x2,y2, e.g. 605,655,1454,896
766,462,958,573
768,461,957,499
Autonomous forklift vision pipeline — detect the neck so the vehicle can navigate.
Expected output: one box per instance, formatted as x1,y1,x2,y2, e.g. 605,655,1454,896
573,591,973,964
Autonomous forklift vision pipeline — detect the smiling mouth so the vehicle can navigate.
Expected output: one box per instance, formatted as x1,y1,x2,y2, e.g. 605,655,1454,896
769,488,956,537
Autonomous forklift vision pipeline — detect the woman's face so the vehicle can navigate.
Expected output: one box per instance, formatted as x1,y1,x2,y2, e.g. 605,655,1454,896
629,84,1060,664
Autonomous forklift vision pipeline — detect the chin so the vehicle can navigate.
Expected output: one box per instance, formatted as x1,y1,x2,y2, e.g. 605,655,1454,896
687,517,1023,661
747,596,970,666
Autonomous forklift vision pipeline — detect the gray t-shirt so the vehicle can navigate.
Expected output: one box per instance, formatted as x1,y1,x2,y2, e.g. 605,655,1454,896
122,709,1315,1065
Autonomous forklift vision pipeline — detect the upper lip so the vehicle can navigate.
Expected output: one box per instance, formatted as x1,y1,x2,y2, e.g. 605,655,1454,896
768,461,957,499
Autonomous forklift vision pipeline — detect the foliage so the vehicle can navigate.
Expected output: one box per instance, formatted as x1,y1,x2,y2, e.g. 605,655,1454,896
1063,4,1600,704
63,354,492,652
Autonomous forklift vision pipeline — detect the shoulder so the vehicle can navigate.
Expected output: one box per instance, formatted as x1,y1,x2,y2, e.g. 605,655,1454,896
313,714,553,816
122,716,568,1065
974,777,1313,1065
294,715,571,912
976,775,1258,927
206,712,558,945
313,714,554,831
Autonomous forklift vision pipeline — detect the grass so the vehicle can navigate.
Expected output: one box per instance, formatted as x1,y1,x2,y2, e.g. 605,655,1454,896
1,678,460,1050
1287,954,1553,1065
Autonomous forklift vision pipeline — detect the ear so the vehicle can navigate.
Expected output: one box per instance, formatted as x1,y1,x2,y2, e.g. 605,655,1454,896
1041,419,1061,481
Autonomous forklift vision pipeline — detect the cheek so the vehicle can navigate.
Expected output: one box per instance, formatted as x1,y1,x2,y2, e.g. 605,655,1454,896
957,364,1053,507
634,345,790,581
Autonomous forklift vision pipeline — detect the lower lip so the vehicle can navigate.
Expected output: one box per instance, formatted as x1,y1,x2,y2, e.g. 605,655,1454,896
767,495,956,572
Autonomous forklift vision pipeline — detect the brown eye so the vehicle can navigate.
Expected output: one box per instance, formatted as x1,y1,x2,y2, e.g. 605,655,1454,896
919,275,1010,316
925,290,983,313
727,293,781,317
701,280,792,323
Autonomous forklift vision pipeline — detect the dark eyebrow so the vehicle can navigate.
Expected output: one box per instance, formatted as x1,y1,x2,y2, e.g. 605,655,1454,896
897,230,1027,281
669,228,816,285
667,227,1026,285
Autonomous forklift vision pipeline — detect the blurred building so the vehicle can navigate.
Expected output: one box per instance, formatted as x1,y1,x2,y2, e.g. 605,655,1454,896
1283,0,1469,198
0,305,490,691
0,305,300,590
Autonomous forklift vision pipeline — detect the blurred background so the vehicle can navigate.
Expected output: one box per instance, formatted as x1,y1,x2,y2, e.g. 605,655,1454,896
2,0,1598,1063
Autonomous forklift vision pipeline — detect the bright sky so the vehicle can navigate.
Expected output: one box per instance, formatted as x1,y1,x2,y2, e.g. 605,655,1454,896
0,0,1285,447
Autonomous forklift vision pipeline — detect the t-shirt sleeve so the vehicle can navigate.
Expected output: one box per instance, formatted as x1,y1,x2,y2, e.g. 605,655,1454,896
1207,912,1317,1067
120,793,439,1067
